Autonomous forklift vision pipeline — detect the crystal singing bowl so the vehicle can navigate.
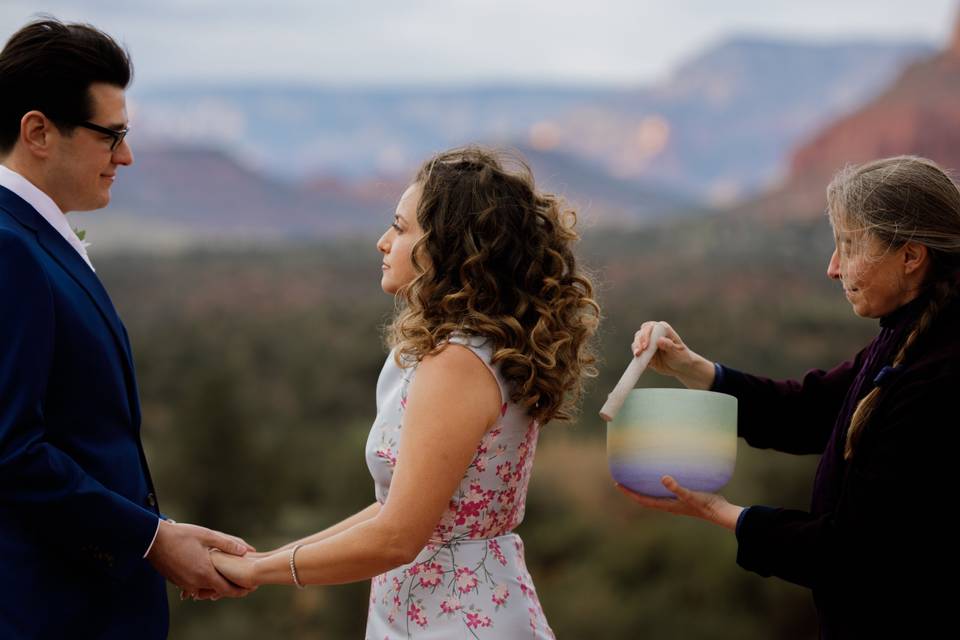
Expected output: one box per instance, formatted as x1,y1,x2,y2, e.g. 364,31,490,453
607,388,737,498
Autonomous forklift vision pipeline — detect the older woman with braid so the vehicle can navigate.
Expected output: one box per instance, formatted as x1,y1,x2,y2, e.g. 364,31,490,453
619,156,960,638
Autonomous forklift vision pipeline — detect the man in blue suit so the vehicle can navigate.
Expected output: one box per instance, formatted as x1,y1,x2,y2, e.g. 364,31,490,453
0,19,253,639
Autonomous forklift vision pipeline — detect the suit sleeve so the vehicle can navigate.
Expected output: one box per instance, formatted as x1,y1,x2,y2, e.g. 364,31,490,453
734,373,952,601
713,347,867,455
0,231,159,581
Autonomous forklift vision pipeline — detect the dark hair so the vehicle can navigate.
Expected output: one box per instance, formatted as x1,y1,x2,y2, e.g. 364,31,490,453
0,17,133,153
386,146,600,424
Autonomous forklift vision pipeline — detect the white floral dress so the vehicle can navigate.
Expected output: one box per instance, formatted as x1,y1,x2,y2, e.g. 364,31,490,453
365,334,555,640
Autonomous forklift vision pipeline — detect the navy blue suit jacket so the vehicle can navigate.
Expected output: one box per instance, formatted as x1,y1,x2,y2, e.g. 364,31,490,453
0,185,168,639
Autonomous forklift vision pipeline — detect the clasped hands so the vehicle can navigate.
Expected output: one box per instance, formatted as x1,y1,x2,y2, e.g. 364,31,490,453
146,519,260,601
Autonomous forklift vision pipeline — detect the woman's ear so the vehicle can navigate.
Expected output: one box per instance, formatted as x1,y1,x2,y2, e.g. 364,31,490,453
901,241,929,277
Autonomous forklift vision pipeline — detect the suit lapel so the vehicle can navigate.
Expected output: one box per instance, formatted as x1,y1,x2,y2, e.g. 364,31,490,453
0,187,140,424
36,225,136,365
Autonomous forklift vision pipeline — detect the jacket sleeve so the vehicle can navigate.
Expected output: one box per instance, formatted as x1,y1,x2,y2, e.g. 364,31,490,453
0,231,159,581
734,373,952,597
713,346,868,455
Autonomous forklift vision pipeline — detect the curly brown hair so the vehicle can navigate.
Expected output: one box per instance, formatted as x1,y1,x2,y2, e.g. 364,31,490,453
385,146,600,424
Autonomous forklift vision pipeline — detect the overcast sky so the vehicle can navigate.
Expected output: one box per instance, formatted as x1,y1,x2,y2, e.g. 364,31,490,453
1,1,956,88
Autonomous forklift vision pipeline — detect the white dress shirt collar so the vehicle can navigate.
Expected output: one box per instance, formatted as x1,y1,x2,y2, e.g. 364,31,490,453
0,164,95,272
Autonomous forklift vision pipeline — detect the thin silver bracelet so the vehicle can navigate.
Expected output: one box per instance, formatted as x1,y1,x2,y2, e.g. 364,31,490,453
289,544,305,589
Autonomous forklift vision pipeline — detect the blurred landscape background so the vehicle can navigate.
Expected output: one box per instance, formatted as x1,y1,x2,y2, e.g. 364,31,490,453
4,1,960,637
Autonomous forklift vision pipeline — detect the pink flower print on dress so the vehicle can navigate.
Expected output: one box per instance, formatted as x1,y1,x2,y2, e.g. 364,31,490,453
416,562,444,589
500,485,518,514
407,601,428,628
455,567,479,594
488,539,507,566
471,427,502,473
465,612,493,629
517,575,531,598
432,515,455,541
471,510,497,539
518,434,530,453
439,597,462,615
491,584,510,608
455,503,481,526
468,520,485,539
375,448,397,467
455,483,494,526
487,511,508,538
388,596,400,624
365,341,554,637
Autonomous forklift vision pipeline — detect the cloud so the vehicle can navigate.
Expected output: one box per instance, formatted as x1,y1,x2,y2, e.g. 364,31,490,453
1,0,953,88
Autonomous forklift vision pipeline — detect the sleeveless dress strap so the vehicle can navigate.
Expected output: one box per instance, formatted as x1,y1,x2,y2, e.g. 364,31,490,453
445,333,507,409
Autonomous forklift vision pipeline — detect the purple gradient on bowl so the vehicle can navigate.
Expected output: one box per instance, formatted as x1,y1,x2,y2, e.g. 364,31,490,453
610,460,734,497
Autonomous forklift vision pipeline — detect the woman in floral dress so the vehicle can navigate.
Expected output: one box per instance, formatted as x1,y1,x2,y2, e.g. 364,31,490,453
212,146,600,638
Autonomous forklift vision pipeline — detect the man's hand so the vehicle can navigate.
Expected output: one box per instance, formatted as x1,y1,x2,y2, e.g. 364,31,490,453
146,520,255,600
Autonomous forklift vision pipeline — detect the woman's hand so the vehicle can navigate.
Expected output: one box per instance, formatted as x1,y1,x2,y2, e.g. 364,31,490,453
209,549,259,590
631,321,716,390
616,475,744,531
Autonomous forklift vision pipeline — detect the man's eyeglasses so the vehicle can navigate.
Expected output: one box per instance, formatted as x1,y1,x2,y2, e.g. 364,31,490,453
76,121,129,152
